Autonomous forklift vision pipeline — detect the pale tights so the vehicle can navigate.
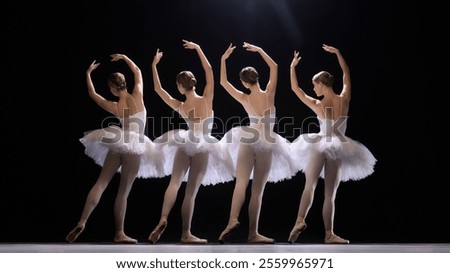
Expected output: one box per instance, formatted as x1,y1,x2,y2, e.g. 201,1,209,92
69,151,140,243
294,152,343,239
155,149,208,241
226,144,273,242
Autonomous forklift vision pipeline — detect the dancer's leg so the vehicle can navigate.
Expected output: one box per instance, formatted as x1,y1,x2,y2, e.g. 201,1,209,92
288,151,324,243
114,153,140,244
218,144,253,243
180,152,209,244
247,150,273,244
66,151,121,243
323,159,348,244
148,149,189,243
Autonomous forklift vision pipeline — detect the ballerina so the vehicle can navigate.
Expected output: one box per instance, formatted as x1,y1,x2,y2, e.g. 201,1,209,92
66,54,166,244
288,45,376,244
148,40,234,244
218,42,297,244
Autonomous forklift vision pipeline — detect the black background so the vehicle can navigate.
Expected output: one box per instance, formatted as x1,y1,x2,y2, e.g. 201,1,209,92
1,0,442,244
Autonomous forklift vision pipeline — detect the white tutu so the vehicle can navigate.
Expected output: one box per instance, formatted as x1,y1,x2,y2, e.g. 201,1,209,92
154,116,235,185
291,117,376,181
221,112,298,183
80,110,168,179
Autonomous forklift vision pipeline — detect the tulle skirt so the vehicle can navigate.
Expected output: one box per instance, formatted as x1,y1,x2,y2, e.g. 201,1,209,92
154,129,235,185
291,133,376,181
221,126,298,182
80,125,168,178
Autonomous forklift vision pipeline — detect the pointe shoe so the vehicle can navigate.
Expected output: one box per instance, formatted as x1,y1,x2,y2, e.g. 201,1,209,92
148,220,167,244
218,222,240,244
288,222,307,244
248,234,275,244
324,234,349,244
114,234,138,244
65,224,85,243
180,235,208,244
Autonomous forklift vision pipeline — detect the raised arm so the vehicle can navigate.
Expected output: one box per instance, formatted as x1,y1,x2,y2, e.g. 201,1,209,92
182,39,214,104
110,54,144,111
243,42,278,97
110,54,143,96
220,43,247,103
151,48,182,111
290,51,321,113
85,60,117,115
322,44,351,101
